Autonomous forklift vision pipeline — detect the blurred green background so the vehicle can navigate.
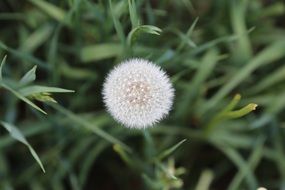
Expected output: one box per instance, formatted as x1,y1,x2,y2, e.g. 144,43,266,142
0,0,285,189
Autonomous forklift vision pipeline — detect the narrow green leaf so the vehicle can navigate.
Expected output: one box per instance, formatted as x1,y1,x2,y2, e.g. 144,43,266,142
60,62,96,80
109,0,126,44
266,92,285,114
143,130,156,160
128,0,139,28
189,27,255,55
2,83,47,114
249,64,285,94
49,103,132,153
176,49,220,118
27,0,70,26
0,121,45,173
79,142,108,186
220,94,241,114
0,55,7,81
215,144,258,190
273,128,285,181
259,2,285,17
156,139,187,161
204,41,285,113
195,170,214,190
175,29,197,49
224,103,258,119
113,144,135,168
18,85,74,97
113,1,128,18
205,95,257,134
20,66,37,85
20,24,53,53
0,41,50,70
127,25,162,46
230,0,252,60
205,94,241,130
188,17,199,36
229,137,265,190
80,43,123,63
156,49,175,64
177,17,199,50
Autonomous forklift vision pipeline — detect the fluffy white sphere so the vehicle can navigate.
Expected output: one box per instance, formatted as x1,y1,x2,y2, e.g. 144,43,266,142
102,58,174,129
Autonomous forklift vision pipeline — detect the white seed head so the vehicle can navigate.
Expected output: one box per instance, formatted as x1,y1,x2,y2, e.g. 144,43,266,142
102,58,174,129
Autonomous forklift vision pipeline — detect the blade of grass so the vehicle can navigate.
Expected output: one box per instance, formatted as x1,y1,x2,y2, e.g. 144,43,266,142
0,122,50,149
267,92,285,114
80,43,123,63
27,0,70,26
205,102,257,134
0,121,45,173
224,103,258,119
20,66,37,85
195,170,214,190
189,27,255,55
230,0,252,61
127,25,162,46
156,139,187,161
248,64,285,94
228,136,265,190
49,103,132,153
214,143,258,190
18,85,74,96
220,94,241,114
128,0,139,28
177,17,199,50
0,55,7,82
203,41,285,114
175,49,220,118
0,41,50,70
2,83,47,114
109,0,126,45
20,24,54,53
79,141,109,187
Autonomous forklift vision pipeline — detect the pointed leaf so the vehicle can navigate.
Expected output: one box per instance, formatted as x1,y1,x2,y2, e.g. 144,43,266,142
2,83,47,114
128,0,139,28
109,0,126,44
80,43,122,63
20,66,37,85
127,25,162,46
27,0,70,26
0,55,7,81
18,85,74,97
156,139,187,161
0,121,45,172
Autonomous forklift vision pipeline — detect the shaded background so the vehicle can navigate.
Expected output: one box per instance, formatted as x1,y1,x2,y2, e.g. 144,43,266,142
0,0,285,189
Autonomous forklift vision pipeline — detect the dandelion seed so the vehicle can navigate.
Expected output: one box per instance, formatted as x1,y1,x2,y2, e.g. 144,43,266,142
102,58,174,129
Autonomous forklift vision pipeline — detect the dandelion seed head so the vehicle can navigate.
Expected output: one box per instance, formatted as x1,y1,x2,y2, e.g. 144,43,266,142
102,58,174,129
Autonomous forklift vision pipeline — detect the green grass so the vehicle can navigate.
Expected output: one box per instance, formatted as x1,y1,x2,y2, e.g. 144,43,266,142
0,0,285,189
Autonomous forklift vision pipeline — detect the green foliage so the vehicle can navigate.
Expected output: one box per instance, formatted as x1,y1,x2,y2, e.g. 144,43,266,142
127,25,162,46
0,121,45,173
0,56,73,173
0,57,74,114
0,0,285,189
